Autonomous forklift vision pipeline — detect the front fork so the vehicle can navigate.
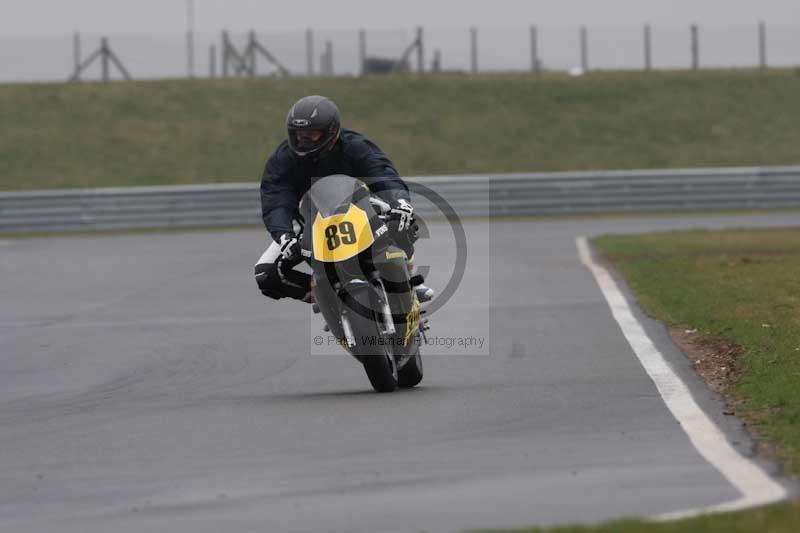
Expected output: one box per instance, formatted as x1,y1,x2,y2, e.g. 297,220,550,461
336,273,395,349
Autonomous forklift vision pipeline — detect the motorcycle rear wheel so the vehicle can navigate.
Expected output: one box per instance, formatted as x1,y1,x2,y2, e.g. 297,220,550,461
398,347,423,389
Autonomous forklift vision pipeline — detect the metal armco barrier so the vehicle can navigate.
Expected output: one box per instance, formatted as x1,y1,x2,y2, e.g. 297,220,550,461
1,166,799,233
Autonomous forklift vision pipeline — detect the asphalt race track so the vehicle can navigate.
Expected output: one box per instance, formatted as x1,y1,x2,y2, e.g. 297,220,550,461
1,213,797,533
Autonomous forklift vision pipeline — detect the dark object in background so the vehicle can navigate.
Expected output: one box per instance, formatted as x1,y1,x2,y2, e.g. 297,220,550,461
362,57,410,74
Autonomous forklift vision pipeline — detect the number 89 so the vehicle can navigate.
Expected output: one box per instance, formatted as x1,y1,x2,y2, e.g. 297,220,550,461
324,221,356,250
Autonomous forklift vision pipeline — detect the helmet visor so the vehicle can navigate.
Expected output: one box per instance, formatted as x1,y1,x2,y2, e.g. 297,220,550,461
289,129,327,155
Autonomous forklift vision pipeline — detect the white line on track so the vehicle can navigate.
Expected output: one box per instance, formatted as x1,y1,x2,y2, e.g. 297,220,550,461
576,235,787,520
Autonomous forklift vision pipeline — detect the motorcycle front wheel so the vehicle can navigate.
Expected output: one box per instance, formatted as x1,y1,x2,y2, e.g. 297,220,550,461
345,289,398,393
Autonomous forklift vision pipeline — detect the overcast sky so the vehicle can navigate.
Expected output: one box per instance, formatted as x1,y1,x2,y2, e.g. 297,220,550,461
1,0,798,36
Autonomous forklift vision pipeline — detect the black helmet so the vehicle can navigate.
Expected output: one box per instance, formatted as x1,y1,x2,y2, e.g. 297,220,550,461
286,95,341,158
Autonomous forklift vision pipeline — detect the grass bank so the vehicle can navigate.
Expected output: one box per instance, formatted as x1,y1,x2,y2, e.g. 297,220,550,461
482,227,800,531
2,70,800,190
477,501,800,533
594,228,800,475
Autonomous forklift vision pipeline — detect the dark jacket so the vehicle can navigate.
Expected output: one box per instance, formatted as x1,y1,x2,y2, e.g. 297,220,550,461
260,128,410,242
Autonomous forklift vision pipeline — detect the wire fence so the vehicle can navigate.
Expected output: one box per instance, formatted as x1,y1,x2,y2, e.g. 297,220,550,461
1,24,798,83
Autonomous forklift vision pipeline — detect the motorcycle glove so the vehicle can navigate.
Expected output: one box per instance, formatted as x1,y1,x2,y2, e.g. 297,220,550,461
390,199,415,232
278,232,300,261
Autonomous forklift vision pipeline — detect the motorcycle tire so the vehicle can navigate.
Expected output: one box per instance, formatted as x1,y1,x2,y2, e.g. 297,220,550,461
345,289,398,393
398,347,423,389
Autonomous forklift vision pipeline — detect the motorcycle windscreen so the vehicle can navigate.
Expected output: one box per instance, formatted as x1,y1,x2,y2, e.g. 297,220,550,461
299,175,387,263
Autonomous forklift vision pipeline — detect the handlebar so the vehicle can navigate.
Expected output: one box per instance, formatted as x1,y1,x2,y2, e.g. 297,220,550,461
378,212,403,222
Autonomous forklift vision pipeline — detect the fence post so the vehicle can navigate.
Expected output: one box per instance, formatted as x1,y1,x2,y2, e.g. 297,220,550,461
101,37,110,82
68,37,130,82
325,40,333,75
530,25,540,73
306,28,314,75
222,31,229,77
417,26,424,73
359,29,366,74
209,45,216,78
186,0,195,78
758,21,767,69
644,24,652,71
580,26,588,72
470,27,478,74
73,32,81,81
248,30,257,76
691,24,699,70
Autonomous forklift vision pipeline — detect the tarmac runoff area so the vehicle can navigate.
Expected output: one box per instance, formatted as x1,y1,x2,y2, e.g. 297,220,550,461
0,212,798,533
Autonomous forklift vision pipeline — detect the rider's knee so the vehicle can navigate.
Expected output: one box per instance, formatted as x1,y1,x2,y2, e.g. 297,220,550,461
392,228,416,259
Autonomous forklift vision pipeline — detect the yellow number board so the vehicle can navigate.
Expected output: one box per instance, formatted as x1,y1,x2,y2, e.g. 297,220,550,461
312,204,375,262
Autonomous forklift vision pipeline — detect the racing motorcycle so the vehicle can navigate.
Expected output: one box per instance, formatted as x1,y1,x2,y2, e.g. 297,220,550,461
289,175,428,393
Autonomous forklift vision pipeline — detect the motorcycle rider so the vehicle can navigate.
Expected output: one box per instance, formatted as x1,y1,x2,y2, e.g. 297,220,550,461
255,95,434,303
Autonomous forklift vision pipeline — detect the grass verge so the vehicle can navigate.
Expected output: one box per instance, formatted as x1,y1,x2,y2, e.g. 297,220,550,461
475,501,800,533
2,69,800,190
479,227,800,532
594,228,800,475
